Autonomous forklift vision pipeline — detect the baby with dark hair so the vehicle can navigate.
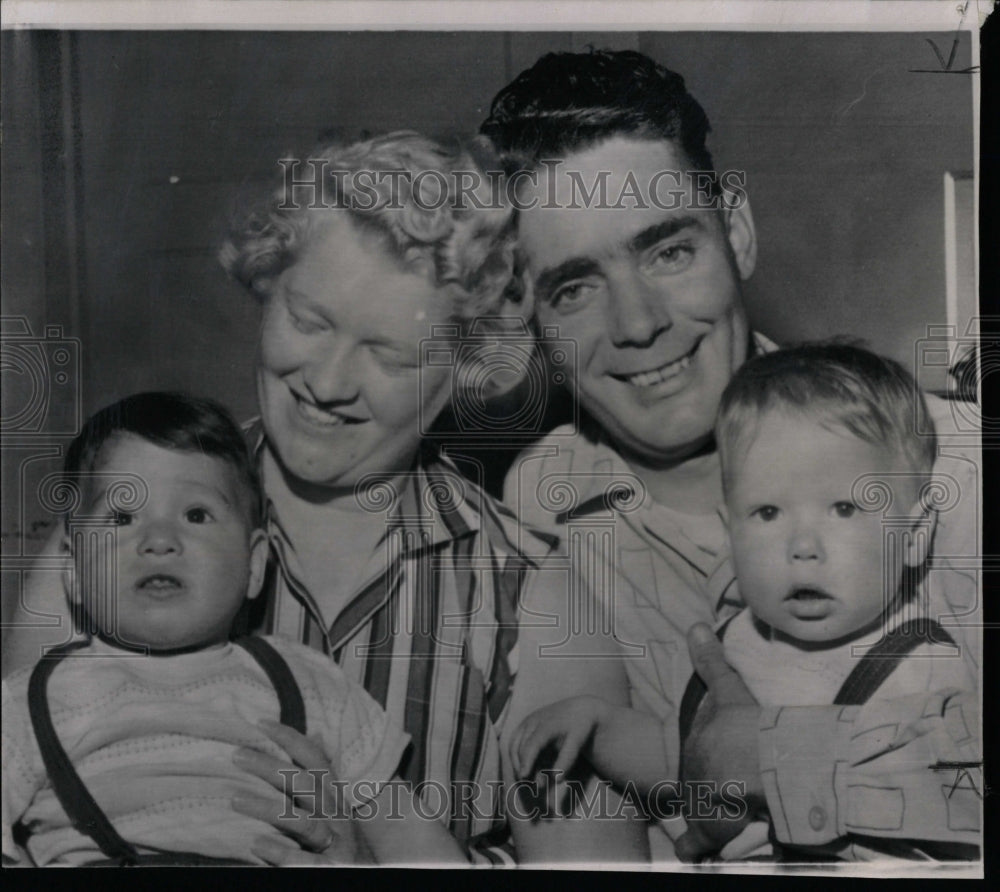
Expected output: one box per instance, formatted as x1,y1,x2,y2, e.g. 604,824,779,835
2,392,464,866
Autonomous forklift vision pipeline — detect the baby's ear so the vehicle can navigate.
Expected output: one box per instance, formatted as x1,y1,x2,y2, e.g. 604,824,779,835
902,495,938,569
245,529,268,601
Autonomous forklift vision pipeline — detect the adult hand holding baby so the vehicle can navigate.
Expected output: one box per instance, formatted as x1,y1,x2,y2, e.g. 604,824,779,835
233,718,469,865
675,623,765,863
232,719,369,865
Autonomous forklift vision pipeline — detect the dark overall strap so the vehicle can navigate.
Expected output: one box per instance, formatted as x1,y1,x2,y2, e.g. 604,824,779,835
833,619,957,705
677,614,739,749
28,641,142,866
28,636,307,866
233,635,307,735
771,620,964,864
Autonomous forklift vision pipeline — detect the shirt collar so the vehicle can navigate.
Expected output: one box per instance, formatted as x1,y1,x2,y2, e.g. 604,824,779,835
551,421,652,523
381,443,482,551
245,419,481,556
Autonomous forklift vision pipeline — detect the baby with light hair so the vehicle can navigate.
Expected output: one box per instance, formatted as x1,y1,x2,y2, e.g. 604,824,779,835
507,343,978,863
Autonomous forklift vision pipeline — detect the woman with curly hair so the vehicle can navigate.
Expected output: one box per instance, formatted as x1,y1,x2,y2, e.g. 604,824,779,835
3,131,645,866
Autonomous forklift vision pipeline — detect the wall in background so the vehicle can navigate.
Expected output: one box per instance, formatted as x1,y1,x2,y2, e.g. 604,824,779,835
1,30,976,493
639,32,975,392
2,30,975,424
0,29,978,628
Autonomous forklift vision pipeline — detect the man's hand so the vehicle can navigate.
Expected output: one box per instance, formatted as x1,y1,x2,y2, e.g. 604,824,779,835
675,623,765,862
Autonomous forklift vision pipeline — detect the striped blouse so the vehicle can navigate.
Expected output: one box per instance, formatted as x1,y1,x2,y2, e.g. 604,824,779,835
239,421,558,861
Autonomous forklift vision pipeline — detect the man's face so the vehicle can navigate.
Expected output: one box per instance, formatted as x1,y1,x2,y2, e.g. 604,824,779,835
517,137,756,465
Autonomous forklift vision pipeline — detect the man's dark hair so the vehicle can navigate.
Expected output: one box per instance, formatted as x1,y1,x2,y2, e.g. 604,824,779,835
480,49,716,178
64,391,262,527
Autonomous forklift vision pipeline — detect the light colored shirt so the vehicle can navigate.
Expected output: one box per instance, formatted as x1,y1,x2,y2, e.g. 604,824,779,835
722,604,979,860
3,427,641,866
725,606,977,707
2,635,408,866
504,416,737,853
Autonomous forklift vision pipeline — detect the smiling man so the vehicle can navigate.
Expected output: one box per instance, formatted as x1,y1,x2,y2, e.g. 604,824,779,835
482,49,980,863
515,135,755,493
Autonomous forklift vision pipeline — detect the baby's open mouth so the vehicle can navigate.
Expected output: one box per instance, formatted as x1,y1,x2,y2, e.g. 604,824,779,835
784,587,835,619
137,574,183,593
786,588,833,602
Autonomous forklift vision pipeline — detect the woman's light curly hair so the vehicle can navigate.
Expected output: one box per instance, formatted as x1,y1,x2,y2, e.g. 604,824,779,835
219,131,518,325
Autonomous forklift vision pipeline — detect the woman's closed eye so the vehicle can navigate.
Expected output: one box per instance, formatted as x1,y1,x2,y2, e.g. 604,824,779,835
369,344,418,372
288,308,328,335
283,294,330,335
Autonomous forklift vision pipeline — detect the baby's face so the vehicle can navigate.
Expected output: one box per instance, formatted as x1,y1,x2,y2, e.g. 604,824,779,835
70,434,264,651
724,411,925,644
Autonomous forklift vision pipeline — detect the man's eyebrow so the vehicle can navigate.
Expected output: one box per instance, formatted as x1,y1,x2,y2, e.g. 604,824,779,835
627,217,701,254
532,217,705,301
534,257,601,302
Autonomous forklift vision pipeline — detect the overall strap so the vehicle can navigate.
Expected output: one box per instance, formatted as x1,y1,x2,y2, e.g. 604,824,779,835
833,618,957,705
677,614,739,748
233,636,307,734
27,637,306,866
27,641,141,866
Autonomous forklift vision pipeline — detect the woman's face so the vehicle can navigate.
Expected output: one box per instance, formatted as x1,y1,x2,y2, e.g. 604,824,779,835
257,213,455,492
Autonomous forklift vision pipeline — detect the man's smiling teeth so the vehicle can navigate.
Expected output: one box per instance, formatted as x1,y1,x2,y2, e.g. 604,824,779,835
624,352,692,387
